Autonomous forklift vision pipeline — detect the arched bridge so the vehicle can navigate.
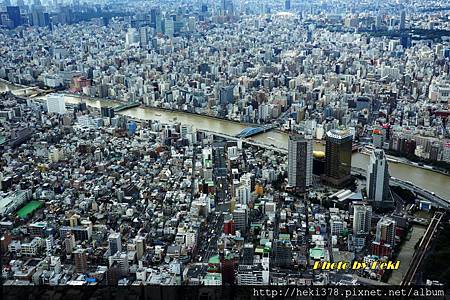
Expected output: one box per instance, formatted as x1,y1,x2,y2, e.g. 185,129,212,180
235,124,275,138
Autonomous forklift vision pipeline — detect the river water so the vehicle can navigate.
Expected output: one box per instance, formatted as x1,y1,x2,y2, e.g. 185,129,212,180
1,82,449,200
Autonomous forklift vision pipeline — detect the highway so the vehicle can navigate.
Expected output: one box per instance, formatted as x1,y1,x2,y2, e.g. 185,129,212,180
400,211,445,285
200,212,224,263
351,167,450,211
201,129,450,210
200,130,449,209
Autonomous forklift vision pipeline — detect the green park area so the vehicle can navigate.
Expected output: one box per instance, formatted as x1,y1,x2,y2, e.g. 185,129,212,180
16,201,43,218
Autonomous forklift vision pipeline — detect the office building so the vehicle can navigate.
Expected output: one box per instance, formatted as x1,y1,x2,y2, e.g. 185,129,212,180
323,128,353,187
73,249,88,273
108,252,129,276
233,204,248,235
371,217,396,257
108,232,122,256
221,255,236,285
134,236,145,260
101,107,115,118
164,18,174,37
7,6,21,28
375,15,382,29
125,27,138,47
352,204,372,235
221,0,234,16
46,94,66,114
213,142,228,203
139,27,149,47
236,184,251,205
64,233,75,255
367,149,393,208
285,0,291,11
287,135,313,192
31,8,49,27
399,10,406,30
219,86,234,105
352,203,372,251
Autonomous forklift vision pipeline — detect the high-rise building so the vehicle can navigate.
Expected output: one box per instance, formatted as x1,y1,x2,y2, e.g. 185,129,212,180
372,217,396,257
125,27,138,47
164,18,175,37
224,219,236,235
352,204,372,235
399,10,406,30
108,252,129,276
108,232,122,256
233,204,248,235
375,217,396,247
212,142,226,175
221,255,236,285
6,6,21,28
375,15,382,29
285,0,291,11
46,94,66,114
150,7,160,29
236,183,251,204
288,135,313,192
139,27,149,47
64,233,75,255
101,107,115,118
221,0,234,16
73,249,88,273
323,128,353,187
367,149,393,208
134,236,145,260
45,235,54,253
31,8,48,27
107,262,120,285
219,85,234,105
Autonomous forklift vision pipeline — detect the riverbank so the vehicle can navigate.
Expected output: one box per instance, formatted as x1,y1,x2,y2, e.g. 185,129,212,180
49,91,450,179
1,80,450,200
57,92,267,129
359,150,450,177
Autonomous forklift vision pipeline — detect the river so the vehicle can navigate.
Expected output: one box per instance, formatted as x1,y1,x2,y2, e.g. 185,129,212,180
1,82,449,200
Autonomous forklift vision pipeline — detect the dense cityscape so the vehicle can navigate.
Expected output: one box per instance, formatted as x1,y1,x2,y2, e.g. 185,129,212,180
1,0,450,290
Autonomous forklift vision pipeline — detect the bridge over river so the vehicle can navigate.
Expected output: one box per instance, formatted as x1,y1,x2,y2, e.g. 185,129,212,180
1,81,449,200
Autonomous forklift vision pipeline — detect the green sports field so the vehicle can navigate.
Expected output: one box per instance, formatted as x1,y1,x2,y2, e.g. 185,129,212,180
16,201,43,218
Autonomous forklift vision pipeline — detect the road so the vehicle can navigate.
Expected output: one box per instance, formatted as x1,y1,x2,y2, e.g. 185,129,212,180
200,212,224,263
351,167,450,210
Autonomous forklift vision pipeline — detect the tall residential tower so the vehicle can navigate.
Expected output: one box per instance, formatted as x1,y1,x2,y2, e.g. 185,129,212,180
287,135,313,192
